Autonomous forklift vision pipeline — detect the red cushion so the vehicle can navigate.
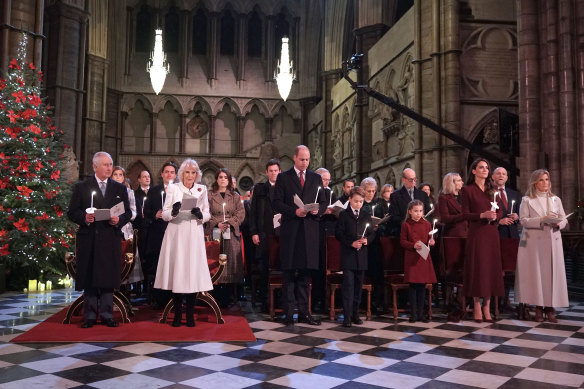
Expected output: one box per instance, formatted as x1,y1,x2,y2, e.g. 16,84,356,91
326,236,341,272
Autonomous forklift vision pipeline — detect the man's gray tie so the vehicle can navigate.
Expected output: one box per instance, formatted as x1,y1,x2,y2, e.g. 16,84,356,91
100,181,106,196
409,189,414,200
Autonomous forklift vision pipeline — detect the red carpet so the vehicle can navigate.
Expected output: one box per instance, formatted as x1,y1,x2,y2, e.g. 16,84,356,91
11,305,256,343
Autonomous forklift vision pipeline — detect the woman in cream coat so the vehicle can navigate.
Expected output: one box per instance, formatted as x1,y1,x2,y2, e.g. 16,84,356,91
155,159,213,327
515,169,568,323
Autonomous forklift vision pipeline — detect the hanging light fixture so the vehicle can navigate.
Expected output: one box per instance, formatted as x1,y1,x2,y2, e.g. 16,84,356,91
275,37,295,101
147,29,170,95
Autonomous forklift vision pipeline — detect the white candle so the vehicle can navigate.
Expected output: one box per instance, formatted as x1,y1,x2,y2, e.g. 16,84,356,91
222,202,226,222
46,280,52,290
90,191,96,209
433,219,437,230
161,191,164,210
372,205,376,216
510,200,515,213
329,190,332,206
493,191,498,203
361,223,370,238
315,186,321,203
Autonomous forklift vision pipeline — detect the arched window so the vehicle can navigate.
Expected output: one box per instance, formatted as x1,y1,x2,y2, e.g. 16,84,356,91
135,4,152,53
274,12,289,58
248,10,262,57
192,8,207,55
220,10,235,56
164,7,179,53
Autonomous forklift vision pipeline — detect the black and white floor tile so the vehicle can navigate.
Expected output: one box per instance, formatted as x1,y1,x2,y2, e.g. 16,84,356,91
0,290,583,388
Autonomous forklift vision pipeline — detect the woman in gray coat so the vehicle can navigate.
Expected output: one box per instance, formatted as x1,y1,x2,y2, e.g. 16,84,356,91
514,169,568,322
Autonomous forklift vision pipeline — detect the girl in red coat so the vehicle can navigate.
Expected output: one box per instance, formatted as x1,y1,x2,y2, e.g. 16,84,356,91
400,200,437,322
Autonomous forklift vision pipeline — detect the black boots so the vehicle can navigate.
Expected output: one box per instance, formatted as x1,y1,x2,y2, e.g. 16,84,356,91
172,293,196,327
185,294,196,327
172,294,182,327
408,287,417,322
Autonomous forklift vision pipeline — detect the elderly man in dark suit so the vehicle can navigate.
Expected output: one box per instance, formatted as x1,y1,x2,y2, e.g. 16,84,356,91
143,161,177,307
67,151,131,328
249,158,281,308
388,168,431,237
273,145,327,325
492,167,521,239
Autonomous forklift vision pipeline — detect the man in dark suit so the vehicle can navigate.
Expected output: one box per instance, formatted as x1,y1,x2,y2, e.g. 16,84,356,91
133,169,150,287
314,167,337,313
143,161,177,307
388,168,431,237
133,169,150,231
338,179,354,204
492,167,521,238
67,151,131,328
273,145,327,325
249,159,281,308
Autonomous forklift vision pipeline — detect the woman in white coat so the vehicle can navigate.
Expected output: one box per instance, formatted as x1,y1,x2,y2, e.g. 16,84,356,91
154,159,213,327
515,169,568,323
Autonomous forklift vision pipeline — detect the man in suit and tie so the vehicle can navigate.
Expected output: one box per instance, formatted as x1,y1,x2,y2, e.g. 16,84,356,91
67,151,132,328
273,145,327,325
388,168,431,237
249,159,281,309
143,161,177,307
314,167,336,313
133,170,151,230
133,170,151,284
492,167,521,238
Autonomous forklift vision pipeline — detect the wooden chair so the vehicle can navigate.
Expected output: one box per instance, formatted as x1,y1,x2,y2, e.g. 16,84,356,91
499,237,520,317
267,236,312,320
441,237,466,318
159,240,227,324
381,237,433,321
63,231,137,324
326,236,372,321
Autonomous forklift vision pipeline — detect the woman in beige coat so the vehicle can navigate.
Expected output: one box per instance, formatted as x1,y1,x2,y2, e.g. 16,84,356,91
514,169,568,322
205,168,245,306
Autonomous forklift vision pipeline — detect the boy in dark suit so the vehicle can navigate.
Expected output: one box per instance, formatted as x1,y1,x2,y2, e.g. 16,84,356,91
335,186,375,327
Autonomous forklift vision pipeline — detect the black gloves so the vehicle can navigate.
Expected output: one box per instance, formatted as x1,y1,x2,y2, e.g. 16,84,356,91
171,202,181,217
191,207,203,219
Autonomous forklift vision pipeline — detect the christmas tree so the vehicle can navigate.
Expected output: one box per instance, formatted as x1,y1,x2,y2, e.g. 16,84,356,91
0,33,74,290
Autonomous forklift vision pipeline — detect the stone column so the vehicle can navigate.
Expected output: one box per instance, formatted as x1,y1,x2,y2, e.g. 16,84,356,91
441,0,462,177
209,115,216,154
577,1,584,194
151,112,157,153
517,0,542,190
266,15,274,81
322,70,342,171
237,116,245,154
180,114,187,154
43,1,89,174
208,12,218,85
236,13,246,82
543,0,560,178
353,23,388,181
179,10,189,82
558,0,577,213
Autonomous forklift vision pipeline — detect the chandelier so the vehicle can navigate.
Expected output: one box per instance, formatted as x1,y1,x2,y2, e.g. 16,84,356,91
275,37,295,101
147,29,170,95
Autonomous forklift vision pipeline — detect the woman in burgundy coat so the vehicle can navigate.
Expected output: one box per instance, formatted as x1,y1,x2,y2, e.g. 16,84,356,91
461,159,504,323
438,173,468,238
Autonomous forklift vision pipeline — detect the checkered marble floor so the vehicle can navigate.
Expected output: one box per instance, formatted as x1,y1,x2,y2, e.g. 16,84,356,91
1,290,583,389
